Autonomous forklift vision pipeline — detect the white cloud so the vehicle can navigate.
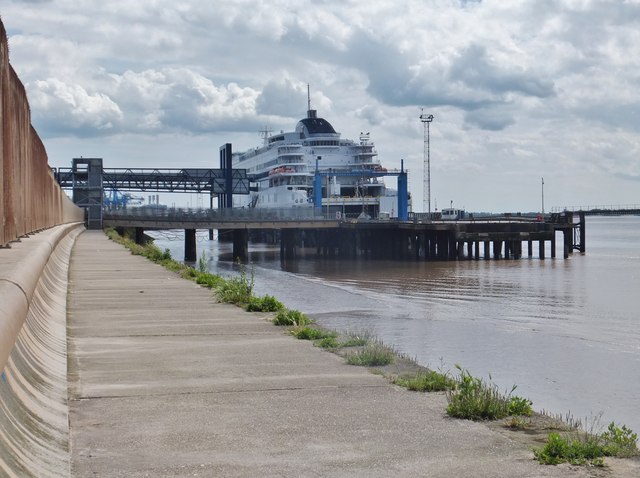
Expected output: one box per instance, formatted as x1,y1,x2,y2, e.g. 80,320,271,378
28,78,122,134
2,0,640,210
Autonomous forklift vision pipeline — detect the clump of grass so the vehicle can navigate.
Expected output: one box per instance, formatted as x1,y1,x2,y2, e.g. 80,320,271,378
394,370,456,392
197,251,207,273
246,294,284,312
195,271,225,289
339,329,372,347
505,416,532,430
214,262,254,305
534,432,604,466
291,326,337,341
446,365,532,421
345,342,395,367
181,267,199,279
272,309,310,327
105,228,188,272
539,410,583,432
316,336,339,349
534,419,638,466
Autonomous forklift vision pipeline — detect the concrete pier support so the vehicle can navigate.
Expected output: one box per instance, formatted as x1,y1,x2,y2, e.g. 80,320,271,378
551,234,556,259
185,229,197,262
513,240,522,259
539,239,545,260
484,241,490,259
233,229,249,261
280,229,298,260
579,211,586,253
528,240,533,258
135,227,145,245
429,234,437,259
493,240,502,259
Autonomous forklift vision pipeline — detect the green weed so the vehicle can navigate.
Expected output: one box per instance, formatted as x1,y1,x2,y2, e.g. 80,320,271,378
181,267,198,279
272,309,310,327
316,336,339,349
345,342,395,367
195,271,225,289
291,326,337,341
446,365,532,421
600,422,638,457
534,421,637,466
505,416,532,430
214,262,254,305
508,396,533,417
246,294,285,312
534,433,603,466
338,329,373,347
198,251,207,273
393,370,457,392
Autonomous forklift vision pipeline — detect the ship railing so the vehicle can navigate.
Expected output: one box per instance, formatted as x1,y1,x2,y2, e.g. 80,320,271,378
105,205,332,222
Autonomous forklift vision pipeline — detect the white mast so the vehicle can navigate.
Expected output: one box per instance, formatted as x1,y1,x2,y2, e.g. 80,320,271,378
419,109,434,217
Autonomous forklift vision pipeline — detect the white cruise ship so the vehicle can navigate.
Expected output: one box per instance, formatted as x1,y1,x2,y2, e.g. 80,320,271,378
233,108,407,218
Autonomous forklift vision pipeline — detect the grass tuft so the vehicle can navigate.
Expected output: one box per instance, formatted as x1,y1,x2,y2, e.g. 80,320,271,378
339,329,373,347
214,262,254,305
272,309,311,327
534,421,638,466
345,342,395,367
394,370,457,392
316,336,339,349
246,294,285,312
291,326,337,341
446,365,532,421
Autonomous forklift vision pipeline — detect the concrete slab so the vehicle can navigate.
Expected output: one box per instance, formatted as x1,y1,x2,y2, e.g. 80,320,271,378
68,231,600,477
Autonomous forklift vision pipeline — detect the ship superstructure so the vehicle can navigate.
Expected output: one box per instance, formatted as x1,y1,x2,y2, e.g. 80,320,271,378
232,108,405,218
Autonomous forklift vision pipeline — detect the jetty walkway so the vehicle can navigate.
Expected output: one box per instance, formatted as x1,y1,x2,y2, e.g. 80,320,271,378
66,230,600,477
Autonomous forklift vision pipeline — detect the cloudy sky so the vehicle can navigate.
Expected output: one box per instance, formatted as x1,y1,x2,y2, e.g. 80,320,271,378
2,0,639,212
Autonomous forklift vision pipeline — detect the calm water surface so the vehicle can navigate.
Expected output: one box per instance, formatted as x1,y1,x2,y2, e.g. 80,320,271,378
151,216,640,432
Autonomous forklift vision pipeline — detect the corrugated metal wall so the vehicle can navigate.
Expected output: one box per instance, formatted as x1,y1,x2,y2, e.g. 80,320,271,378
0,20,83,247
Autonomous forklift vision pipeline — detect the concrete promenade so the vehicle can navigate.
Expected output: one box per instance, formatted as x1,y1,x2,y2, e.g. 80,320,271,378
67,231,596,477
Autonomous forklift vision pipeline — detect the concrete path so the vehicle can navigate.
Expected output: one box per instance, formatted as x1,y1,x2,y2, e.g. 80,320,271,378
67,231,598,477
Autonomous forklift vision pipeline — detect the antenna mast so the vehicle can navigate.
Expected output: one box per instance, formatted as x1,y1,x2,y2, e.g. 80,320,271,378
307,84,311,112
419,109,434,217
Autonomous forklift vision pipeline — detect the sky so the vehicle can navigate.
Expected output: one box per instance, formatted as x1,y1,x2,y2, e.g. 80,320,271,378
1,0,639,212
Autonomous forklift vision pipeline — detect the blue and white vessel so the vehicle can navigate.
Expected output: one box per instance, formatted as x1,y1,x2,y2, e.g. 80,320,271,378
233,106,407,218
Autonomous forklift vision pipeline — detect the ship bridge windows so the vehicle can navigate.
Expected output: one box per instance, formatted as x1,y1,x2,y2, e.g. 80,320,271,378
304,140,340,147
268,135,285,144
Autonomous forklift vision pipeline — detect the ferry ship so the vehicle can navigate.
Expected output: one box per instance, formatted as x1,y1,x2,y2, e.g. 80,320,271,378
232,107,407,218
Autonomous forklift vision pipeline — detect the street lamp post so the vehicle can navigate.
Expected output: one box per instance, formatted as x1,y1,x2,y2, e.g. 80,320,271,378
420,110,434,218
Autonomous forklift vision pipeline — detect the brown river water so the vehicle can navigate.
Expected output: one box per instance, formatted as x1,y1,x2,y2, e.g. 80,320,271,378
150,215,640,433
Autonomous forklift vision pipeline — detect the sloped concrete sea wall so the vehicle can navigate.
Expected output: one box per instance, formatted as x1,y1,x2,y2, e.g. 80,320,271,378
0,17,85,477
0,224,83,477
0,19,83,247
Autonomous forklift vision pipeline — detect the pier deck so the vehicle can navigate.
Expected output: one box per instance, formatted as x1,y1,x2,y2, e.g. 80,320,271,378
105,208,584,262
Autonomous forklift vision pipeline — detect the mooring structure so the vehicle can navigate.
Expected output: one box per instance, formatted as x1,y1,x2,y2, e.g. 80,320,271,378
102,206,584,263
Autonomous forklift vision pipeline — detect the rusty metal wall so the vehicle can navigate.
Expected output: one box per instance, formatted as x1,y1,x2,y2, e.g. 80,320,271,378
0,20,83,247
